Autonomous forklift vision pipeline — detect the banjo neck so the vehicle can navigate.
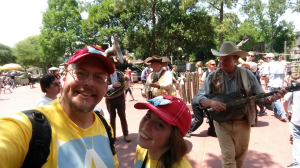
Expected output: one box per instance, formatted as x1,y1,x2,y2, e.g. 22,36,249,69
226,92,275,107
227,81,300,107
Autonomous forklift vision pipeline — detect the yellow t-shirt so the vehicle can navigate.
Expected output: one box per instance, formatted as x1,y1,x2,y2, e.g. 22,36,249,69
0,99,119,168
133,145,192,168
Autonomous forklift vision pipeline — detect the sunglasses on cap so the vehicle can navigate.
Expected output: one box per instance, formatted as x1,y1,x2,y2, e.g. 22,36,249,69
52,82,61,87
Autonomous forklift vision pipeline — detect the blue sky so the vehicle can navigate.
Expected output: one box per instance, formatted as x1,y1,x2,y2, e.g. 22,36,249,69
0,0,299,47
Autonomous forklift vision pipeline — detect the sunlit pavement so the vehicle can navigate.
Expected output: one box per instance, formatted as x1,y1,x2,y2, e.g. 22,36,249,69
0,82,292,168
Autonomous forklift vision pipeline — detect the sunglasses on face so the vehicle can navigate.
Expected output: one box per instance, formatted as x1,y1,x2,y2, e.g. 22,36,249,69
52,82,61,87
249,55,255,57
210,64,216,66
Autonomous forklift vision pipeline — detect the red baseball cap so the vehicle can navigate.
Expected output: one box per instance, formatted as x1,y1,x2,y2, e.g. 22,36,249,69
67,45,115,74
134,95,192,136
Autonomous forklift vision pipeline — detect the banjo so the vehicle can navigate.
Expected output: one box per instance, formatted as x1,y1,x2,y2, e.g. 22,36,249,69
208,80,300,123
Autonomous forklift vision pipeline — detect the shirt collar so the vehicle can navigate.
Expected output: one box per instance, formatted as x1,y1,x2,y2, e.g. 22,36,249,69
155,68,163,76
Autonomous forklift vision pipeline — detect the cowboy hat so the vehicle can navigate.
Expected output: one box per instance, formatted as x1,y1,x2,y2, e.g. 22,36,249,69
145,55,163,63
211,41,248,58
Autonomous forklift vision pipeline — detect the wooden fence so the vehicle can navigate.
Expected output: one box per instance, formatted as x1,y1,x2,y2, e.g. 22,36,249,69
179,72,200,105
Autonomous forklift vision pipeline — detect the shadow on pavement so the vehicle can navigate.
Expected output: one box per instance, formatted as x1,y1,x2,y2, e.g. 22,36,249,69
115,133,138,168
243,150,282,168
185,139,194,153
204,150,280,168
254,120,269,127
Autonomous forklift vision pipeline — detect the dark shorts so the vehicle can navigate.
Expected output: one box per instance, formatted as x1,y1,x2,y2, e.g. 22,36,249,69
125,88,132,95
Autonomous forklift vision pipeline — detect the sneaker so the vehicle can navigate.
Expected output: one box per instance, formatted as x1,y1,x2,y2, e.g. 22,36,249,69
185,132,191,138
207,130,217,137
280,117,288,122
124,135,131,142
287,163,300,168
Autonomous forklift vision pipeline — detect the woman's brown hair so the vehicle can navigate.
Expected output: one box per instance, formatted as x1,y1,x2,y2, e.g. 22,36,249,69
156,126,188,168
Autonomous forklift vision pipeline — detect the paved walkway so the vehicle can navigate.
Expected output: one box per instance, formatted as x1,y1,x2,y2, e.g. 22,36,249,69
0,83,293,168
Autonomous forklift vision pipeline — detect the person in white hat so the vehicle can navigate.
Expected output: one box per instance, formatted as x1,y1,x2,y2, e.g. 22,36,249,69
194,42,287,168
263,53,288,122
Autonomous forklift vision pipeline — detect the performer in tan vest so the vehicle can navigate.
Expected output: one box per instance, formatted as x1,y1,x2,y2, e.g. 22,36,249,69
142,55,173,99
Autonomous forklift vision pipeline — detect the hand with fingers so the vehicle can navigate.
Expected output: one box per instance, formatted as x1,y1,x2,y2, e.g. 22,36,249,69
210,100,226,112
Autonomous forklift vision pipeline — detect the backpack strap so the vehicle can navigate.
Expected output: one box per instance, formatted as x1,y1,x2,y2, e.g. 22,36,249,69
94,111,116,155
21,110,52,168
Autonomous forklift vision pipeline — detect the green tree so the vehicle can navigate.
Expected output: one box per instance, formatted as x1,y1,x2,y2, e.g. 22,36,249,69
241,0,287,52
288,0,300,13
119,0,216,61
0,44,16,65
181,0,239,47
273,20,295,53
81,0,123,46
40,0,84,62
13,36,46,69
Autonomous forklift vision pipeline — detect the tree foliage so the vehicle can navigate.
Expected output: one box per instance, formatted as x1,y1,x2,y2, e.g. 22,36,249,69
40,0,84,60
81,0,123,46
13,36,45,68
82,0,216,63
241,0,287,52
273,20,295,53
0,44,16,65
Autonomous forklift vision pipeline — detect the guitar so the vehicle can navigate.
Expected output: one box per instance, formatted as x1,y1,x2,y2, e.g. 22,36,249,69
208,80,300,123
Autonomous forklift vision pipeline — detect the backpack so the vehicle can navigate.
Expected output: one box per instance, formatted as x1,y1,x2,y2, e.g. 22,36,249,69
21,110,116,168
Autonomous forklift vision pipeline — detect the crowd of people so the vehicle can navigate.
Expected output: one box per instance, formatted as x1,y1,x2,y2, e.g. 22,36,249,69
0,41,299,168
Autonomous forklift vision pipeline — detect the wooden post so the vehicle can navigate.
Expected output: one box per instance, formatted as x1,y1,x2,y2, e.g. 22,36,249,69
192,72,199,98
181,78,187,103
186,72,191,103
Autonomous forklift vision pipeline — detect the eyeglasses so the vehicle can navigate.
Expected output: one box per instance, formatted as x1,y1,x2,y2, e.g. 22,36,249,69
66,68,107,83
52,82,61,87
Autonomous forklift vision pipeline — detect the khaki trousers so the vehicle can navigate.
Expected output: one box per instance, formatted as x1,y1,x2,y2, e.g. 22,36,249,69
214,119,250,168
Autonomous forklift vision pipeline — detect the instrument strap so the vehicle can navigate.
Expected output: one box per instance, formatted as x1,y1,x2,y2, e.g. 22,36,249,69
152,69,166,83
239,67,250,92
141,151,148,168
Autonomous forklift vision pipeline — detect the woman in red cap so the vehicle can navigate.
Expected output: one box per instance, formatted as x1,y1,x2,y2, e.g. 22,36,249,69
134,95,192,168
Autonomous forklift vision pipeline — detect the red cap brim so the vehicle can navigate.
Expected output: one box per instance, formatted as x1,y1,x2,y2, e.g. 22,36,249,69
67,48,115,75
134,103,177,126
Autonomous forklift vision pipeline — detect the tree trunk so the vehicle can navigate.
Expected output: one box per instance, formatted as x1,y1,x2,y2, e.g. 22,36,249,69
69,43,73,55
151,0,157,55
219,2,224,48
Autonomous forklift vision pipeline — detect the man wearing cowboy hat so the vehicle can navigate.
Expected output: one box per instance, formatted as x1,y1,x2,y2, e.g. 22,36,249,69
142,55,173,99
194,42,287,168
